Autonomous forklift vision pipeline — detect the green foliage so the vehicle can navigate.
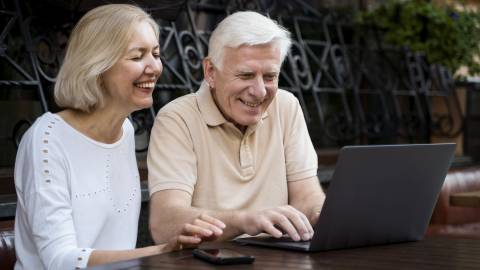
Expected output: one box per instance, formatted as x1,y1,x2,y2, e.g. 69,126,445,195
359,0,480,76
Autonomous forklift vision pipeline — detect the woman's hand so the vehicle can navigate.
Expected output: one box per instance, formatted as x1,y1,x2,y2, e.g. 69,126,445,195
163,214,225,252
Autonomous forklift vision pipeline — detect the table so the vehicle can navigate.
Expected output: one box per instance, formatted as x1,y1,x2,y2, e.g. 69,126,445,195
450,191,480,207
88,237,480,269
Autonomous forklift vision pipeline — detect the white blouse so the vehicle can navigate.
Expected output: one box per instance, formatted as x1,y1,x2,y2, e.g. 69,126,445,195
14,112,141,270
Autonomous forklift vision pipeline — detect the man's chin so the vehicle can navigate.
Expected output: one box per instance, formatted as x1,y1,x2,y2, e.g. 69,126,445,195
234,118,261,127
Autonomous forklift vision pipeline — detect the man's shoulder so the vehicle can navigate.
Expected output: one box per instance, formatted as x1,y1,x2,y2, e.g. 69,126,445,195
276,89,299,105
276,88,296,99
272,89,300,112
157,93,199,117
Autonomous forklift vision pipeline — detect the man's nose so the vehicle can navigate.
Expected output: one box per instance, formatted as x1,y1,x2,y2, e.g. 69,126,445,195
249,76,267,98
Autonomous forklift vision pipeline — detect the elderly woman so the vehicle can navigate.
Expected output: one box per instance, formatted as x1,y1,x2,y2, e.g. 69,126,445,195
14,4,224,270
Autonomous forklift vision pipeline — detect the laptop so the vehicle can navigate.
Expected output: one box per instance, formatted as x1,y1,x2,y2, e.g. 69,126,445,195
235,143,456,252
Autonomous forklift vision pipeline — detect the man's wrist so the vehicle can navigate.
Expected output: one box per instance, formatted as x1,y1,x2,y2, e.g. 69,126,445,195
308,204,323,224
205,209,248,239
232,210,244,229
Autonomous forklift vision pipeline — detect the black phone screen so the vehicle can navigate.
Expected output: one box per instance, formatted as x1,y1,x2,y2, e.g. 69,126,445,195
203,248,244,258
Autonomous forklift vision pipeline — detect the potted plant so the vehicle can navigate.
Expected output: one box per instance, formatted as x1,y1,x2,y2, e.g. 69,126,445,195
358,0,480,77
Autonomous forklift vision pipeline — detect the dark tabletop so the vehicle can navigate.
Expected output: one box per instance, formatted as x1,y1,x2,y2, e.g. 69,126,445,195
87,237,480,270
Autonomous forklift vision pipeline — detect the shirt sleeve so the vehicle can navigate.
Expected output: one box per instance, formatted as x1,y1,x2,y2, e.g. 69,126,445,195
147,111,198,196
16,123,94,269
282,93,318,181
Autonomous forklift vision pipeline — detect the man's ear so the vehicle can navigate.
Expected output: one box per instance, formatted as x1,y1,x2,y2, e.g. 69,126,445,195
203,57,215,88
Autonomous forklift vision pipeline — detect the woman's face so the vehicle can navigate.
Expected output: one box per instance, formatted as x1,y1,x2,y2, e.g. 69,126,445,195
102,20,162,114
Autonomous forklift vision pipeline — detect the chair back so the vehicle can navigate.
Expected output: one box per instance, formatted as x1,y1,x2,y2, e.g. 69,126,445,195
0,220,15,270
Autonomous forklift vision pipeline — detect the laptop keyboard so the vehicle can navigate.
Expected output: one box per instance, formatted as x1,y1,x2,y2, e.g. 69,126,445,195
262,236,310,243
254,236,311,249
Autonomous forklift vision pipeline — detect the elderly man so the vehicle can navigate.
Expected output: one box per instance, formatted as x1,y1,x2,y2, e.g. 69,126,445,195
147,11,325,243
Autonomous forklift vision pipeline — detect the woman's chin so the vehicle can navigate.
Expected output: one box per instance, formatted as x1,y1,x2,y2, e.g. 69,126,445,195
132,98,153,111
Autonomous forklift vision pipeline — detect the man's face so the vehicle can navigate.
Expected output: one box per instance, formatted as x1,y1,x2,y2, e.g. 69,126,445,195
205,43,281,130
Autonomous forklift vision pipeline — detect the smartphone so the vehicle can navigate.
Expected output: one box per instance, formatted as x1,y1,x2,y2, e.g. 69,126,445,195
192,248,255,265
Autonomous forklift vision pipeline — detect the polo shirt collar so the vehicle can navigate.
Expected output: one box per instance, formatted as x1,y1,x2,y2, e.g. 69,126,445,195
196,81,270,127
197,81,226,126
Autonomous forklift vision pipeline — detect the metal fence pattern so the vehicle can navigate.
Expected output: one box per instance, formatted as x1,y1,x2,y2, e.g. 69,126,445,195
0,0,464,154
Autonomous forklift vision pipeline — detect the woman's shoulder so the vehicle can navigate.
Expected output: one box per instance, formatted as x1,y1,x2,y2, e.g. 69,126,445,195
15,113,67,190
20,112,61,145
16,113,68,165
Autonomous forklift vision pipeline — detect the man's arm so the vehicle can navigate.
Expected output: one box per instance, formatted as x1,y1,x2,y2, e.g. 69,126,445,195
288,176,326,225
149,189,315,244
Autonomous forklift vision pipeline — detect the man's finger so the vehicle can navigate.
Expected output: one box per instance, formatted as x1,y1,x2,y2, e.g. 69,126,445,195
262,221,283,238
298,213,314,240
278,207,311,241
271,213,301,241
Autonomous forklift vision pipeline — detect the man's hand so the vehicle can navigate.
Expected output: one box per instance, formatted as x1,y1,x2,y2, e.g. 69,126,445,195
238,205,314,241
164,214,226,252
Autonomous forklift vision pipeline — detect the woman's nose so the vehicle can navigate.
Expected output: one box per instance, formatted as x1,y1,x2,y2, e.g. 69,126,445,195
145,56,163,76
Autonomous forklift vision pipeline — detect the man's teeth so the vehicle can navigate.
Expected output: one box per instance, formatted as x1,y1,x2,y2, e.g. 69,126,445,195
241,100,261,107
135,82,155,88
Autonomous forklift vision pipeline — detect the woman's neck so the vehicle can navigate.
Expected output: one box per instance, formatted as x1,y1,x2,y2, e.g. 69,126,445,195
57,107,127,144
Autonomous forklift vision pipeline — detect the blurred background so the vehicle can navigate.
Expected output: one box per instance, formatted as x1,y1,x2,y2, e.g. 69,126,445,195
1,0,479,244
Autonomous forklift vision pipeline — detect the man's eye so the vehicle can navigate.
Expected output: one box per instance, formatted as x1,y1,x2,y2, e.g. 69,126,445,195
264,75,277,81
238,74,254,80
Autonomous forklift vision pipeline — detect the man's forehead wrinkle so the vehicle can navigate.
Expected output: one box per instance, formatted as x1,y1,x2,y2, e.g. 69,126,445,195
222,64,238,75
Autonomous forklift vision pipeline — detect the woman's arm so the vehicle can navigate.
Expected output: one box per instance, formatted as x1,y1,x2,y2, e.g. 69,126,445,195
15,120,223,269
87,214,225,267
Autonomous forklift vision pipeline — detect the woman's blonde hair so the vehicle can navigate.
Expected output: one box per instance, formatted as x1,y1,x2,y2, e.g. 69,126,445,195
54,4,159,112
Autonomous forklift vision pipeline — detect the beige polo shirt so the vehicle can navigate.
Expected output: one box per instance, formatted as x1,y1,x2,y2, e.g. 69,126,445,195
147,82,317,211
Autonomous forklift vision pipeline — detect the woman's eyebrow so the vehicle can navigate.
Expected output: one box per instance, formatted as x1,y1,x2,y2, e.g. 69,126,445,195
127,44,160,53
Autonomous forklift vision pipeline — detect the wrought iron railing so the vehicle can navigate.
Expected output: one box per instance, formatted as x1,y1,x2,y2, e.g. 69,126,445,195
0,0,464,156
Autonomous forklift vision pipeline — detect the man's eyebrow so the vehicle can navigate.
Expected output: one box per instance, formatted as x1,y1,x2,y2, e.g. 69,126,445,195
127,45,160,53
265,71,279,75
236,70,254,74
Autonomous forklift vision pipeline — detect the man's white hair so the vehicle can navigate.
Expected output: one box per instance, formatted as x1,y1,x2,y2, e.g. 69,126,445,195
207,11,292,69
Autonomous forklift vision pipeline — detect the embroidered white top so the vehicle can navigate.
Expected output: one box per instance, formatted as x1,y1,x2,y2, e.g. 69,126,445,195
14,112,141,270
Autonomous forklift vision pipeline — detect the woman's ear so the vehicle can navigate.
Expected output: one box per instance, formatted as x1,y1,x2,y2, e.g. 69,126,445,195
202,57,215,88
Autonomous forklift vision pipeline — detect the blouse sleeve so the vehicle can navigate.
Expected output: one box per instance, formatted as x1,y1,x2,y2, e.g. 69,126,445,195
15,122,94,269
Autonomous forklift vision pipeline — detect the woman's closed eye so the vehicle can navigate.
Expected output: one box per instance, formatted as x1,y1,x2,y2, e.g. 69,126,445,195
130,52,160,61
130,54,143,61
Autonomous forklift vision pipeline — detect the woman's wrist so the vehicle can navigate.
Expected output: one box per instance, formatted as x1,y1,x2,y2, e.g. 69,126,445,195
146,244,169,256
